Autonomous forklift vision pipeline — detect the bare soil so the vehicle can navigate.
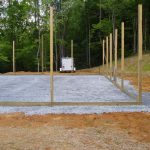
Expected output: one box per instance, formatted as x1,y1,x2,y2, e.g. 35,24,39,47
123,74,150,92
1,69,150,149
0,112,150,150
1,70,99,75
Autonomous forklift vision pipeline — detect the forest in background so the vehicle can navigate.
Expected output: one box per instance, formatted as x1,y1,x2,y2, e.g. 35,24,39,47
0,0,149,73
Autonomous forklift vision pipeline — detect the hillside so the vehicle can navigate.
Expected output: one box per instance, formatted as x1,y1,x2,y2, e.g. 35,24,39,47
78,53,150,74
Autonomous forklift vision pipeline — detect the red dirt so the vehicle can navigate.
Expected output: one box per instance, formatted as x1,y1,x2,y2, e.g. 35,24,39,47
0,112,150,150
124,74,150,92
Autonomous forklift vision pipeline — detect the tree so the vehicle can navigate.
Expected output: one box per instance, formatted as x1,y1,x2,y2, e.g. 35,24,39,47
0,0,149,73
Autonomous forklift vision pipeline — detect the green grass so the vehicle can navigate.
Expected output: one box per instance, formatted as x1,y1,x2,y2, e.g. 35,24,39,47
124,53,150,73
99,52,150,74
142,54,150,72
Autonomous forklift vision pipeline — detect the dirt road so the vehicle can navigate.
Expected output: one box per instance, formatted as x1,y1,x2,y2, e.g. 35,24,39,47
0,112,150,150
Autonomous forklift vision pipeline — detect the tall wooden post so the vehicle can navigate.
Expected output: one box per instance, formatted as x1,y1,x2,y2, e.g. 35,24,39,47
106,36,108,72
13,41,15,73
102,40,105,68
41,34,44,73
121,22,125,90
50,6,54,104
110,33,112,78
71,40,73,58
138,4,143,103
114,29,118,81
71,40,74,72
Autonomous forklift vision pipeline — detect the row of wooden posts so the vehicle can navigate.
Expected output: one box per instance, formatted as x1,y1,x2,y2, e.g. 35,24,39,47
102,4,143,103
12,35,45,73
11,7,54,103
12,37,74,74
102,23,124,86
11,5,143,104
11,6,72,103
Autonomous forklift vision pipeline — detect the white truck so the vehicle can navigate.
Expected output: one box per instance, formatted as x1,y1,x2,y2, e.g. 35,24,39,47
60,57,76,72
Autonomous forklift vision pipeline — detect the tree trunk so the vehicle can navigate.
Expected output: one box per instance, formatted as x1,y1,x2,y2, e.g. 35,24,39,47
112,11,116,60
133,0,138,53
133,18,137,53
144,15,147,52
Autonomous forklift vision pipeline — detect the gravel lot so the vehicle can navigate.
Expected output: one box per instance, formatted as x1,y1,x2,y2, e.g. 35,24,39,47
0,75,133,102
0,75,150,115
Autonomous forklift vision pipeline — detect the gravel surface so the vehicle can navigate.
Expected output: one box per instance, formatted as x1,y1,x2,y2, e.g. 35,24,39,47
0,75,133,102
0,105,150,115
143,92,150,105
0,75,150,115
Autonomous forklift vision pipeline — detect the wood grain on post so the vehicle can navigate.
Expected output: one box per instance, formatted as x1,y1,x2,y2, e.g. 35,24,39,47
138,4,143,103
50,6,54,103
121,22,124,89
13,41,15,73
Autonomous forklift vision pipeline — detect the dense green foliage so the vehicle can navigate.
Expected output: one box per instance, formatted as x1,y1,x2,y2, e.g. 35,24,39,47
0,0,149,72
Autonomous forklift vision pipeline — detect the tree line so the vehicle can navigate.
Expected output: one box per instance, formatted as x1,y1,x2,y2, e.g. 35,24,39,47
0,0,149,73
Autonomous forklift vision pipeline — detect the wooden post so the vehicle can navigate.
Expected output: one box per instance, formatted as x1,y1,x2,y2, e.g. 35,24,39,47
121,22,125,90
71,40,74,72
41,34,44,73
102,40,105,68
110,33,112,79
138,4,143,103
114,29,118,81
106,36,108,72
71,40,73,58
50,6,54,104
13,41,15,73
